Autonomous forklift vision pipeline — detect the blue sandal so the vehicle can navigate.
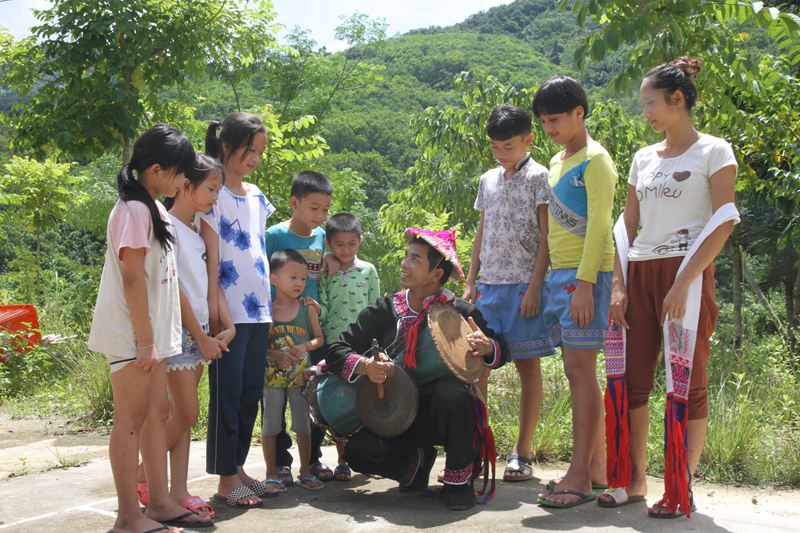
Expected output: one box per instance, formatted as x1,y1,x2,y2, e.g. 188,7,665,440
296,474,324,491
333,464,352,481
310,462,334,481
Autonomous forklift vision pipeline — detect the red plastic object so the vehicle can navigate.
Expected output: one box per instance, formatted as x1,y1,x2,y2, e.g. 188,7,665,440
0,305,41,364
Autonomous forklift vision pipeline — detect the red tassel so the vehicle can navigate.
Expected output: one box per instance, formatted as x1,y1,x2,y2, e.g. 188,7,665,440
404,324,418,369
472,398,496,503
661,395,691,518
605,377,631,488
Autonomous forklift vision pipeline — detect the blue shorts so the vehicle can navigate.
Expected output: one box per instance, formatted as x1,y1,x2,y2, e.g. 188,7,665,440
165,328,210,372
543,269,612,351
476,283,556,360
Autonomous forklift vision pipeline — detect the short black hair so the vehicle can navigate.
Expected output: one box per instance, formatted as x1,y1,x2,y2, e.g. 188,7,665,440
410,236,454,285
486,105,532,141
269,249,307,272
325,212,362,241
291,170,333,199
532,76,589,118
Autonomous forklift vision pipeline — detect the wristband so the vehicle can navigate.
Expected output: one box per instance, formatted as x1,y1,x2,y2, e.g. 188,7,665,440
135,343,154,352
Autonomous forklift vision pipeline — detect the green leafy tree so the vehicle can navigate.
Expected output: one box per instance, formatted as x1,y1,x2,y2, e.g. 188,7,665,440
566,0,800,346
0,157,87,293
0,0,279,161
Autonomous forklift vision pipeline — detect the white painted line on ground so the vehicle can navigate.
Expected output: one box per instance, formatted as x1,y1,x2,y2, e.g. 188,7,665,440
74,506,118,518
0,512,58,529
0,460,266,530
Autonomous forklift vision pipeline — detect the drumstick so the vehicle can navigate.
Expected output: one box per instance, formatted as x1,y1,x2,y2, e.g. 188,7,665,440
371,338,385,400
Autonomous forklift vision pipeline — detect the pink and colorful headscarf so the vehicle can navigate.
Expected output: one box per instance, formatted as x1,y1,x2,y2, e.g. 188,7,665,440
404,227,465,283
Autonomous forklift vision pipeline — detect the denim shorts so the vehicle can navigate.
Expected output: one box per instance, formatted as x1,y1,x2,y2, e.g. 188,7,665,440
165,327,210,372
543,269,612,351
476,283,556,359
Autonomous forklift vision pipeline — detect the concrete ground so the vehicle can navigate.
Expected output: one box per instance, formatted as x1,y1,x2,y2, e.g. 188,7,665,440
1,435,799,533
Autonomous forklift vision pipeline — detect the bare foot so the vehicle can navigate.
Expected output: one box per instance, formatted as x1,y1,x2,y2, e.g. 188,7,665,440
237,465,256,486
145,496,211,526
218,475,262,506
537,472,592,506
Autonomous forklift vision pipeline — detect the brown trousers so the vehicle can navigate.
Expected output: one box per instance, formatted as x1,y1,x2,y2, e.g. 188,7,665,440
625,257,718,419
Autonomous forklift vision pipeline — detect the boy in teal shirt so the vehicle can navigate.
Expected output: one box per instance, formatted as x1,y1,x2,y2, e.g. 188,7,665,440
318,212,381,481
265,170,332,302
265,170,332,483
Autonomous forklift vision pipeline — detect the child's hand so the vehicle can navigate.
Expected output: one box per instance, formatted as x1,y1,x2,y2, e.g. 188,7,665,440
301,296,320,314
215,327,236,350
608,282,629,329
322,253,341,278
520,285,542,317
569,281,595,328
462,281,478,303
135,344,159,372
197,333,223,361
275,350,294,371
289,344,307,361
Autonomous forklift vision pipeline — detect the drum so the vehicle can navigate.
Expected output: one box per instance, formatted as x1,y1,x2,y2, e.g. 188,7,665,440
427,304,485,383
305,373,362,437
391,304,484,384
357,365,418,438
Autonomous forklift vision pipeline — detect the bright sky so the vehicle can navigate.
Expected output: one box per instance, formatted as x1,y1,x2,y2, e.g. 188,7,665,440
0,0,514,49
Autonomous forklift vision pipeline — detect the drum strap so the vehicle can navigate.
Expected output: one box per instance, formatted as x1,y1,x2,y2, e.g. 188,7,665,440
403,293,449,369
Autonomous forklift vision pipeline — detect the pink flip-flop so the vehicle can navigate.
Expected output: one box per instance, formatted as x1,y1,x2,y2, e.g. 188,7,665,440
180,495,216,519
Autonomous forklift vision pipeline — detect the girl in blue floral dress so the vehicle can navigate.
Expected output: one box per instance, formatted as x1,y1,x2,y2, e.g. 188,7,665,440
200,112,279,508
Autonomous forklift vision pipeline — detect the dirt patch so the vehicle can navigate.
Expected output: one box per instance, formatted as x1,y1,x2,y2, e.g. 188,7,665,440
0,407,108,479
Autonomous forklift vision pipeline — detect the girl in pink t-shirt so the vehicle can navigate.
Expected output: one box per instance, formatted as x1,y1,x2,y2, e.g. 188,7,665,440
89,124,211,532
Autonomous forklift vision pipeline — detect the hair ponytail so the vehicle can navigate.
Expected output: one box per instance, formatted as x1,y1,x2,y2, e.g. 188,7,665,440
205,121,222,160
116,124,196,251
205,113,267,164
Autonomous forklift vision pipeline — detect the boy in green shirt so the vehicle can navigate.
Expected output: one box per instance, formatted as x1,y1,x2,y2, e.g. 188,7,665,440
318,212,381,480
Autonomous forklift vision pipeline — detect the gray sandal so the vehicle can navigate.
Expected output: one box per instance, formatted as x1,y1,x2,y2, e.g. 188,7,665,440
503,453,533,481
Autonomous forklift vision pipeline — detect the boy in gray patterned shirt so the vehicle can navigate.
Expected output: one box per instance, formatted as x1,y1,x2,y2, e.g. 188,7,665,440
464,104,555,482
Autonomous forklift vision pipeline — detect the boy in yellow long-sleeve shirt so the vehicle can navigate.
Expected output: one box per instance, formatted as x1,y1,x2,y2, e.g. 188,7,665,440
534,76,616,509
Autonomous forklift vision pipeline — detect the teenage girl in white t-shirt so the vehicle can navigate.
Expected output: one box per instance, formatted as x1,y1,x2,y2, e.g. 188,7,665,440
89,125,211,532
604,58,737,517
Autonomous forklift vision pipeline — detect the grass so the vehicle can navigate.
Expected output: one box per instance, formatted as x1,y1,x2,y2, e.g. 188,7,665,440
48,446,92,469
1,300,798,488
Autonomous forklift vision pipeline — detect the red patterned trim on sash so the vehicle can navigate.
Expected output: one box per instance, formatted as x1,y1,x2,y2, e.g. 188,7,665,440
442,465,472,485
